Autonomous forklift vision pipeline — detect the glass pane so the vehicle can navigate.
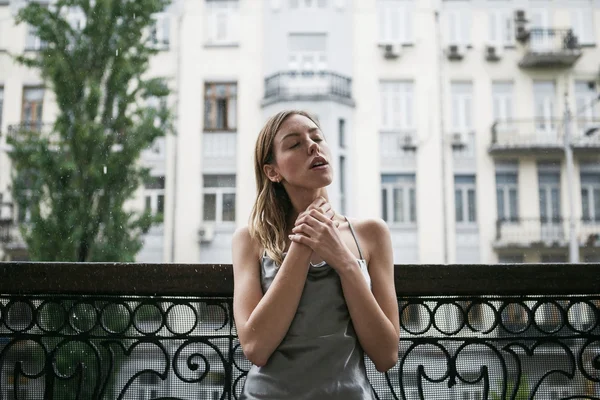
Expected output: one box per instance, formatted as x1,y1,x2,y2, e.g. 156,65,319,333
455,189,463,222
203,194,216,221
393,188,403,222
468,189,476,222
551,188,560,220
203,175,236,188
157,195,164,214
539,189,547,222
582,188,590,221
222,193,236,222
381,188,388,222
509,189,518,220
496,188,505,220
145,196,151,212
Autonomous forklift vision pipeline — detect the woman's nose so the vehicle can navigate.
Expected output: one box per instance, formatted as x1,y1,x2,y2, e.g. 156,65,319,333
308,140,319,154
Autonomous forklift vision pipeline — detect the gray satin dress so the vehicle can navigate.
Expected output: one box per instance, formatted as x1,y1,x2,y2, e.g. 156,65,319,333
240,217,376,400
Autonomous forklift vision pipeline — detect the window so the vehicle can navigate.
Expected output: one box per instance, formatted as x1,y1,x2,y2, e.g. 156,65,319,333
290,0,328,9
25,24,46,51
288,33,327,73
205,0,240,45
380,81,414,131
533,81,556,135
377,0,413,45
455,175,477,224
446,8,471,46
496,167,519,222
575,81,599,135
489,9,514,46
203,175,236,223
338,118,345,148
381,174,416,225
451,82,472,132
571,8,595,45
492,82,513,122
22,87,44,130
204,83,237,131
144,176,165,217
581,172,600,222
538,169,561,223
150,13,170,49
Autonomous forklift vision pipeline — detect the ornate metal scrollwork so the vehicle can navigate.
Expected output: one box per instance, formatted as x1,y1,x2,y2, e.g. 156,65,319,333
0,294,599,399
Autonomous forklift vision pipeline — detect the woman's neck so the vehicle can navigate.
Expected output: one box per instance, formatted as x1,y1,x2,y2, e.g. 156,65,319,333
286,188,330,227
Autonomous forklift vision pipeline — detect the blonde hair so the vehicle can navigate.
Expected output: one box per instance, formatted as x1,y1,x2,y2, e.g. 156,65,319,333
249,110,320,266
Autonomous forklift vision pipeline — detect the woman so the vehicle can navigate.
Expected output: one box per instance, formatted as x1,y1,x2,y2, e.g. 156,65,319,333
232,110,400,399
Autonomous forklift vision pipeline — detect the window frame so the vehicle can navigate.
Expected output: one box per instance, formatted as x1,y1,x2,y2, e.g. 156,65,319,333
381,174,417,227
202,175,236,225
454,175,477,226
203,82,237,132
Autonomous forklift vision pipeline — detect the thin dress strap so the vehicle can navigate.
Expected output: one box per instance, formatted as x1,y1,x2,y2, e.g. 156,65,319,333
344,216,364,260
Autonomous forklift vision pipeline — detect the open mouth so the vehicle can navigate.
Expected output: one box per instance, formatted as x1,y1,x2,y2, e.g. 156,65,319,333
310,157,328,169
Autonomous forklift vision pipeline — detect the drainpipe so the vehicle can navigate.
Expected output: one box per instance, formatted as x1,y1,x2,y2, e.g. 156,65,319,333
435,9,449,264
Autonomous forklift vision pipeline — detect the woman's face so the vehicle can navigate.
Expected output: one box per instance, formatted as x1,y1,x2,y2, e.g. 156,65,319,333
265,114,333,190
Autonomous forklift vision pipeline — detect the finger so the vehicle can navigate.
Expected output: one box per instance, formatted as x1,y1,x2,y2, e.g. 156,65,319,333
288,233,313,247
309,196,326,210
291,223,318,237
296,214,322,228
307,208,333,225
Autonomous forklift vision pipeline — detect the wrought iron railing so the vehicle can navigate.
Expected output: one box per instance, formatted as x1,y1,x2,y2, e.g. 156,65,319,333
0,263,599,399
263,70,353,102
490,118,600,151
526,28,580,53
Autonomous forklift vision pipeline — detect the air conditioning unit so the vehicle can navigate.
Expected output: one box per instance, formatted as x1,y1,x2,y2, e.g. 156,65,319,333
401,134,417,151
485,44,502,62
451,132,466,150
381,43,401,60
198,224,215,243
514,9,527,23
446,44,465,61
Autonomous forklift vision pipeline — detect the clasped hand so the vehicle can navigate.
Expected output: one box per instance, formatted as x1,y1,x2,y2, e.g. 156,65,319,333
288,197,355,270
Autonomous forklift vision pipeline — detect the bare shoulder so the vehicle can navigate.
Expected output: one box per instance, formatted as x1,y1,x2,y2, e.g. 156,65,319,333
232,226,263,267
344,217,391,264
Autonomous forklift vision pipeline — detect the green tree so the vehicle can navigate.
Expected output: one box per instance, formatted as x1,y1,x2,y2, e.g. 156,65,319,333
9,0,172,262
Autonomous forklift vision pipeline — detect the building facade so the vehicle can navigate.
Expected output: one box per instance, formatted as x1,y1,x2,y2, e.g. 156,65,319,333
1,0,599,265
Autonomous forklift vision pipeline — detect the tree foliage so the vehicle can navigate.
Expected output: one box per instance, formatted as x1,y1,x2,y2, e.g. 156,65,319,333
9,0,172,262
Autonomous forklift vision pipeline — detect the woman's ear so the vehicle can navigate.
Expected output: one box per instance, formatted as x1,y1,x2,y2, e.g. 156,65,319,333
263,164,281,183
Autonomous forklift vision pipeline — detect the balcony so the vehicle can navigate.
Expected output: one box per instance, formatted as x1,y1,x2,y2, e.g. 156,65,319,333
489,118,600,156
262,71,354,107
0,262,599,398
6,123,58,150
495,217,600,249
518,28,582,68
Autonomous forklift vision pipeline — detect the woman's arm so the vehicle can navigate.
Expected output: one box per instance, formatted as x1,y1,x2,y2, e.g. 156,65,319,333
336,218,400,372
232,227,312,367
290,213,400,372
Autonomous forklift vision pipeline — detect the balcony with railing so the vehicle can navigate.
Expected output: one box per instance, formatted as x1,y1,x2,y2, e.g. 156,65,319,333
262,71,354,107
0,263,599,399
517,28,582,68
495,217,600,249
489,118,600,156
